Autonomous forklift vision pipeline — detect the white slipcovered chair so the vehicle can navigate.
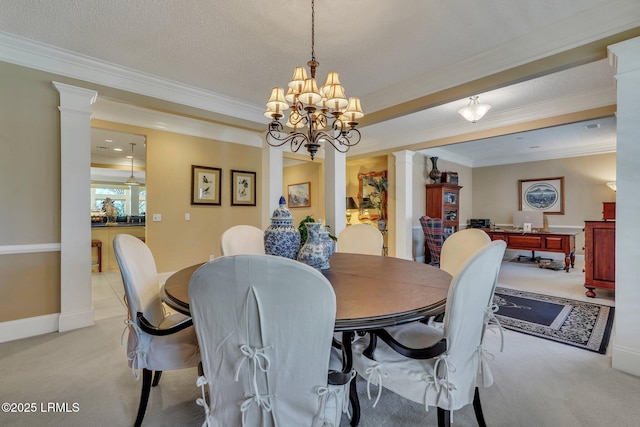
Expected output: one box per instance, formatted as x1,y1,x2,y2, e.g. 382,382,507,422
220,224,266,255
337,224,384,256
113,234,201,427
351,240,507,427
188,254,353,427
440,228,492,276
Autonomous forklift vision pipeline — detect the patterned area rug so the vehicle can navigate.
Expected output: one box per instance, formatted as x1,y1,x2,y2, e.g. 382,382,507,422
493,287,615,354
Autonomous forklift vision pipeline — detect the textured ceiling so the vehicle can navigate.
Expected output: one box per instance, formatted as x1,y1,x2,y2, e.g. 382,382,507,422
1,0,639,166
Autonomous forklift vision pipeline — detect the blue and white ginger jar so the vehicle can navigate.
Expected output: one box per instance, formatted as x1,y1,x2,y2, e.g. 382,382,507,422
264,196,301,259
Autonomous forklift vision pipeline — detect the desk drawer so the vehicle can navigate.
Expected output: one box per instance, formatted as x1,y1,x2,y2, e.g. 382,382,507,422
507,235,543,249
544,236,565,251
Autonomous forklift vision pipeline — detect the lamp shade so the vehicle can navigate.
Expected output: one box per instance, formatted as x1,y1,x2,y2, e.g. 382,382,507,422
346,197,358,210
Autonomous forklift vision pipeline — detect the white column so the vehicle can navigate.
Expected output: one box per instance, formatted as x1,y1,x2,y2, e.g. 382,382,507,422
262,145,284,229
324,148,346,238
130,187,140,216
53,82,97,332
393,150,414,260
608,37,640,377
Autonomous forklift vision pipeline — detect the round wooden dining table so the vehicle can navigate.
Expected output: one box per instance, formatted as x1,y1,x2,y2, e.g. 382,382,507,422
162,252,452,426
162,252,452,331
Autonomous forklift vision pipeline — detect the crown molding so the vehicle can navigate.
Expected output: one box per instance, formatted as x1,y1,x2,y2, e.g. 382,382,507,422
0,32,265,124
364,1,640,114
92,98,262,147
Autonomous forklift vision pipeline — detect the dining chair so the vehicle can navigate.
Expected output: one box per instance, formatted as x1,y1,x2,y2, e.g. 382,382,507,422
113,234,201,427
420,216,445,266
188,254,353,427
337,223,384,255
351,240,507,427
440,228,492,276
220,224,265,255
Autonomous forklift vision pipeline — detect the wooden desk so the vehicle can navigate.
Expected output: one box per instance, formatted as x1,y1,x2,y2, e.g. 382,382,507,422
486,229,577,272
163,252,452,427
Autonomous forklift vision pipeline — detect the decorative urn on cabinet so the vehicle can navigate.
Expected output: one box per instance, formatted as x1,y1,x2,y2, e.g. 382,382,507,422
264,196,301,259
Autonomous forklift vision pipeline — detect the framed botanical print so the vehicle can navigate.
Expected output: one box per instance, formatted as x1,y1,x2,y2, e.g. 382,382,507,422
191,165,221,205
519,176,564,214
231,170,256,206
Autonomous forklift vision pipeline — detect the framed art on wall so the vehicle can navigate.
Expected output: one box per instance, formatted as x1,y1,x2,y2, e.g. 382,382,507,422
288,182,311,208
231,170,256,206
191,165,221,205
519,176,564,214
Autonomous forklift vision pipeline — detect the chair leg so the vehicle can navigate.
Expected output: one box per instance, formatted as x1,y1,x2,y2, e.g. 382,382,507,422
349,378,360,427
135,368,153,427
473,387,487,427
437,407,451,427
151,370,162,387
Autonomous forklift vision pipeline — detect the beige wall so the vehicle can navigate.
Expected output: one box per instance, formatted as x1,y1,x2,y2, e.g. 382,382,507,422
283,161,324,226
93,120,263,272
473,153,616,226
0,62,62,321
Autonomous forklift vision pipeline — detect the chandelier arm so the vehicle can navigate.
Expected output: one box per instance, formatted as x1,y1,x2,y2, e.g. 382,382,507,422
266,128,308,154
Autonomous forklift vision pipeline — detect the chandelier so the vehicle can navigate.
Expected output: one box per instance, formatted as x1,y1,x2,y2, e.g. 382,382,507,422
264,0,364,160
458,96,491,123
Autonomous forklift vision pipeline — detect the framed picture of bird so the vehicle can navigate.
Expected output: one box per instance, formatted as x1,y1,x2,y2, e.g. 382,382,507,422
231,170,257,206
191,165,221,205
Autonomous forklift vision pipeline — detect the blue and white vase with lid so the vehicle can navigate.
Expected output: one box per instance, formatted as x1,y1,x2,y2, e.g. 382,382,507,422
297,222,330,271
264,196,301,259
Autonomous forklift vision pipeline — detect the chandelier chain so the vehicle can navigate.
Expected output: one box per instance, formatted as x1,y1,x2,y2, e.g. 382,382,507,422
311,0,315,62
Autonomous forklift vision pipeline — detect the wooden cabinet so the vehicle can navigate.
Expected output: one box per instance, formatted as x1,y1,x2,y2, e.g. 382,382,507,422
91,225,146,272
583,221,615,297
426,183,462,238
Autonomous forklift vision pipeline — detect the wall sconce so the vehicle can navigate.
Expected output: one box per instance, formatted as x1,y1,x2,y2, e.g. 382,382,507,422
346,197,358,225
606,181,616,192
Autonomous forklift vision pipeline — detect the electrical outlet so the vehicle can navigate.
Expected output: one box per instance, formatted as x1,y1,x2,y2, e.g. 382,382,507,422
153,214,162,222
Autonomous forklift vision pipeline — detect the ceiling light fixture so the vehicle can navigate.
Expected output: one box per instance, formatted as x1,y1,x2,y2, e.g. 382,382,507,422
125,143,139,186
458,96,491,123
264,0,364,160
606,181,616,191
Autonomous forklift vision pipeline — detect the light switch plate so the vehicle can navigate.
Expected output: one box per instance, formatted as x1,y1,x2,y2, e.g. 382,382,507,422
153,214,162,222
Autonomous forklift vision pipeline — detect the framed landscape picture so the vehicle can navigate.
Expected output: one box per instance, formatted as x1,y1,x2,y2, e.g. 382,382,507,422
519,176,564,214
191,165,221,205
231,170,256,206
288,182,311,208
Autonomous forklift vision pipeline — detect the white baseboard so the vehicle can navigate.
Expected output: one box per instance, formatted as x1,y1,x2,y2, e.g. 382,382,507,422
0,314,59,343
58,309,95,333
612,344,640,377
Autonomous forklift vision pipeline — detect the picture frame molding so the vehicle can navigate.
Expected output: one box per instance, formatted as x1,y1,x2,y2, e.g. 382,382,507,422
191,165,221,206
518,176,565,215
287,182,311,208
230,169,257,206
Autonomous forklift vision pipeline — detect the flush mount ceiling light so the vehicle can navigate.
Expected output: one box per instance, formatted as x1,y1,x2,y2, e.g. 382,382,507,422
125,142,139,186
458,96,491,123
606,181,616,191
264,0,364,160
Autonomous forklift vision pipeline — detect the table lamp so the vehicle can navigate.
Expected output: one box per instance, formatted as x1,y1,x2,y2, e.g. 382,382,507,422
346,197,359,225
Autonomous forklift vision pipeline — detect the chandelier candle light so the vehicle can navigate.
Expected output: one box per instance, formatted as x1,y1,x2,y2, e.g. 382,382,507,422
264,0,364,160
